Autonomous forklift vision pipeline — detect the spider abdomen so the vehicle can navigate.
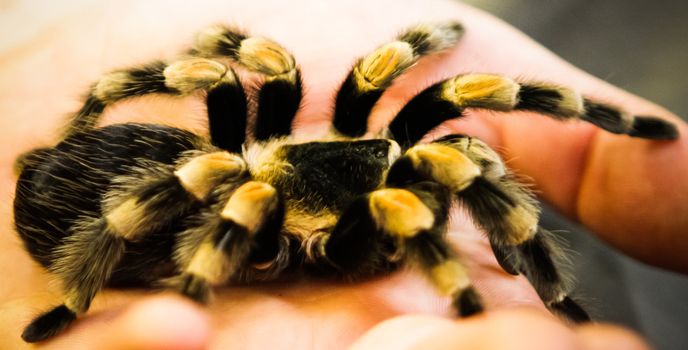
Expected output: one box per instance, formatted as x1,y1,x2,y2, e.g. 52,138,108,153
14,123,206,279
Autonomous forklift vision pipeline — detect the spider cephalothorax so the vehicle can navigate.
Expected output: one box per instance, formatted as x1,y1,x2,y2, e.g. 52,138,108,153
14,21,678,343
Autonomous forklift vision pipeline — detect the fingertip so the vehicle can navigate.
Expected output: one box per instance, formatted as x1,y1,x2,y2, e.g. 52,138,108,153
102,294,210,350
350,315,456,350
351,308,570,350
576,324,652,350
450,308,576,349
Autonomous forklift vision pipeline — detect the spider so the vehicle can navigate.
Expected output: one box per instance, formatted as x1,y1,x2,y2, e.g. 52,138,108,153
13,21,677,343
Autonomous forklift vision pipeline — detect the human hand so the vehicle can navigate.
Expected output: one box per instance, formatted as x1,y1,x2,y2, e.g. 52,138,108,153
351,310,651,350
1,0,685,349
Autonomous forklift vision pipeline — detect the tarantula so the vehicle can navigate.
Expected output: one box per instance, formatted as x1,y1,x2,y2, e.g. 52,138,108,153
14,21,677,343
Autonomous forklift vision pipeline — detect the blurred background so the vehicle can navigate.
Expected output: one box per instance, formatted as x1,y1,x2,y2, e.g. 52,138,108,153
460,1,688,349
1,1,687,349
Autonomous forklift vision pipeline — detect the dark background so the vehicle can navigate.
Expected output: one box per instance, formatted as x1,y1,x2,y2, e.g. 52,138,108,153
461,1,688,349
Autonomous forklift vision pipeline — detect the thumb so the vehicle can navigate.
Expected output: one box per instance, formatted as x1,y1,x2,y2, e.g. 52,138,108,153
350,309,651,350
40,294,210,350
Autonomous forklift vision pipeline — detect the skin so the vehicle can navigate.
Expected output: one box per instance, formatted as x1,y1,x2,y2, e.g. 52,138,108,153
0,0,685,348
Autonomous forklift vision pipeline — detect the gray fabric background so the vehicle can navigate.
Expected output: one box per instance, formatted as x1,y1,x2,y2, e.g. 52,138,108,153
461,1,688,349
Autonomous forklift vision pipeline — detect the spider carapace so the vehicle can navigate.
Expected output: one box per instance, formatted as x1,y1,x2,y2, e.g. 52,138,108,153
14,21,678,342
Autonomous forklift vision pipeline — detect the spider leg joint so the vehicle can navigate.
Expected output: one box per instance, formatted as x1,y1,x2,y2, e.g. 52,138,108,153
220,181,280,233
369,188,435,238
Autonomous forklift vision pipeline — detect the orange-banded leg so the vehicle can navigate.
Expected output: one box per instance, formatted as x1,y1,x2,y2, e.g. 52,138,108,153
169,181,285,303
387,74,678,148
332,21,464,137
192,25,302,141
63,58,248,153
386,137,590,322
324,182,484,317
21,151,247,343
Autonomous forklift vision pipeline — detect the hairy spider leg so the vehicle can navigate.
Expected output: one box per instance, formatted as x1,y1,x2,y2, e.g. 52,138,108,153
332,21,464,137
62,58,248,152
387,74,678,148
518,227,591,323
168,181,285,303
324,182,484,316
430,135,540,270
192,25,302,141
387,134,590,322
20,151,247,343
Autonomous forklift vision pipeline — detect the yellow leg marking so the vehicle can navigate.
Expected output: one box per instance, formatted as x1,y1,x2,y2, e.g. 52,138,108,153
354,41,415,91
195,25,239,53
402,22,464,52
238,37,295,76
220,181,279,232
369,189,434,238
105,198,146,240
175,152,246,200
93,71,132,103
387,139,402,165
406,144,481,192
186,241,231,285
430,260,471,296
443,137,507,179
504,205,538,245
443,74,519,110
163,58,228,93
527,82,584,117
64,291,86,313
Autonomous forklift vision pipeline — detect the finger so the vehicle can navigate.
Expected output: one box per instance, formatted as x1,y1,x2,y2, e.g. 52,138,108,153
351,309,577,350
41,295,210,350
576,323,652,350
349,315,456,350
352,308,650,350
575,129,688,272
